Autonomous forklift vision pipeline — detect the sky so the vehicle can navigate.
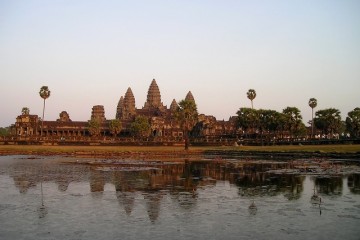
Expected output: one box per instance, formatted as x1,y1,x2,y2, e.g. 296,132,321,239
0,0,359,127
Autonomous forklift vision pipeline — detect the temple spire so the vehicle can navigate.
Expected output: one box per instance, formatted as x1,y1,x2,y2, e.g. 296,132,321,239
170,99,178,112
122,87,136,119
116,96,124,119
185,91,195,103
144,79,164,110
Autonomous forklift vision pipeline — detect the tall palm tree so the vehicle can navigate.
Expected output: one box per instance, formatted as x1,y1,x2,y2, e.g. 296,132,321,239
308,98,317,138
39,86,51,136
247,89,256,109
175,99,198,150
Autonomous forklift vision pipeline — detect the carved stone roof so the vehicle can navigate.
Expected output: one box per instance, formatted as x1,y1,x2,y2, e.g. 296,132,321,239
123,87,136,119
143,79,164,110
57,111,71,122
185,91,195,102
91,105,106,122
116,96,124,119
170,99,178,112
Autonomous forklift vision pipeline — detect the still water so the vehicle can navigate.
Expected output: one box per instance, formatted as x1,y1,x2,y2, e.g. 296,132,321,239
0,155,360,240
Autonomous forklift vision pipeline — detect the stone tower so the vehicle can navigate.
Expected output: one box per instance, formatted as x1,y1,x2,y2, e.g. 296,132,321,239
122,87,136,120
116,96,124,119
143,79,164,110
57,111,71,122
170,99,178,112
91,105,106,122
185,91,195,102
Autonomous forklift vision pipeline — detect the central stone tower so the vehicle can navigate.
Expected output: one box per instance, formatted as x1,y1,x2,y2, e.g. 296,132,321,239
143,79,165,111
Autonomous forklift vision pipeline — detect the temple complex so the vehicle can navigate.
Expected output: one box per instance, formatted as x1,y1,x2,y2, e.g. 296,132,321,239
12,79,237,145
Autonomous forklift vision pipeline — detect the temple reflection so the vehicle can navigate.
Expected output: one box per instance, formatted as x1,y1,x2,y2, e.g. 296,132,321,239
7,159,353,196
116,191,135,216
90,169,106,192
5,158,360,222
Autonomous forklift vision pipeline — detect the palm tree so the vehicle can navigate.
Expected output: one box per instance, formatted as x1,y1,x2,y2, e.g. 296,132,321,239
39,86,51,136
175,99,198,150
247,89,256,109
308,98,317,138
21,107,30,115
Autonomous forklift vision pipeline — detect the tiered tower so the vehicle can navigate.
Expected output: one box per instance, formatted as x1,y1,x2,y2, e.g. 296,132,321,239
143,79,165,111
185,91,195,102
170,99,178,113
91,105,106,122
116,96,124,119
122,88,136,120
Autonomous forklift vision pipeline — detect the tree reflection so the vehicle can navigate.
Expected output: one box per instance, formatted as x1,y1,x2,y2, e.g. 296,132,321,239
313,176,343,195
347,174,360,194
235,170,305,199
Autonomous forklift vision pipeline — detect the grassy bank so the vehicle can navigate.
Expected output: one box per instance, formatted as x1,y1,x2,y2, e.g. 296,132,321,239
0,144,359,155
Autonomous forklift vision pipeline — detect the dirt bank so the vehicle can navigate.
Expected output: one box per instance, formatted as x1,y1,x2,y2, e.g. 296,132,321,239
1,147,359,161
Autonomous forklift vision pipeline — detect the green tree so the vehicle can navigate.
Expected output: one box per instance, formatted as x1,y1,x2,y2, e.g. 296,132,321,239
346,107,360,138
314,108,342,137
247,89,256,109
258,109,282,139
39,86,51,136
308,98,317,138
282,107,303,138
21,107,30,115
88,118,101,137
237,107,259,137
130,116,151,137
0,127,10,137
175,99,198,150
109,119,122,137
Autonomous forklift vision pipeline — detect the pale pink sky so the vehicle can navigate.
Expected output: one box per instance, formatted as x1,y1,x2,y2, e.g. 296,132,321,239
1,0,359,127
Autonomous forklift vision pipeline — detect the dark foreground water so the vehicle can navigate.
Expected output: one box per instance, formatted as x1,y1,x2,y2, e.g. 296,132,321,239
0,156,360,240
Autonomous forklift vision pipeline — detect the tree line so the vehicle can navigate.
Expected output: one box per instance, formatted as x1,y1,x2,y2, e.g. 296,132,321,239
239,89,360,139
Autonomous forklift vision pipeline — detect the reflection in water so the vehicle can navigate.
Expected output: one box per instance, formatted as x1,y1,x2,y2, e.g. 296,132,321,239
313,176,343,195
2,157,360,222
234,163,305,200
348,174,360,194
5,159,360,199
116,191,135,215
1,156,360,240
144,191,164,222
37,205,48,218
90,169,105,192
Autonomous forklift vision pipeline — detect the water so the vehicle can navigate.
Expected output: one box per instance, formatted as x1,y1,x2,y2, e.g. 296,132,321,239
0,155,360,240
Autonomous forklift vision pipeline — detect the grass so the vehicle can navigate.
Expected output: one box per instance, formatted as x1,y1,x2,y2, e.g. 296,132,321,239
212,145,360,153
0,144,359,154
